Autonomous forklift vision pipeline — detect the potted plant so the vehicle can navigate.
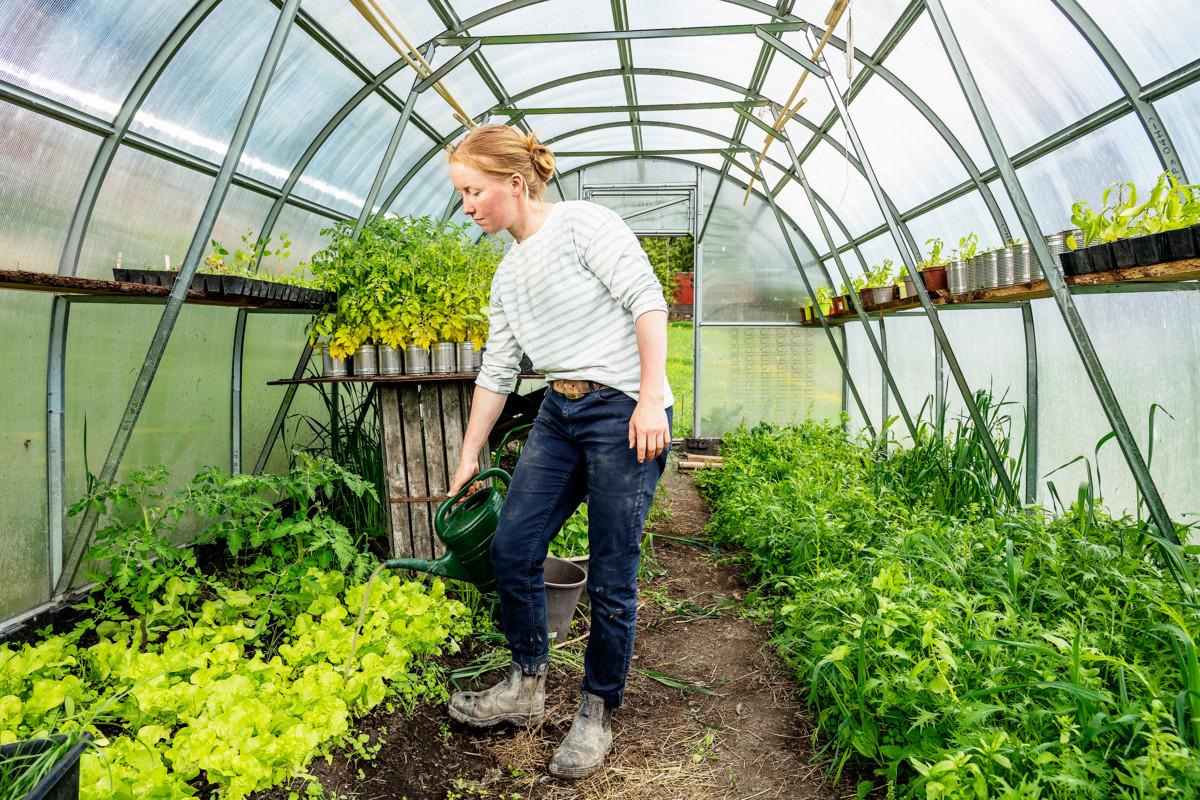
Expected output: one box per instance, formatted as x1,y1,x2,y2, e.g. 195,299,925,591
837,277,863,314
815,286,834,317
861,259,897,310
0,732,92,799
918,237,948,292
950,233,977,295
800,299,815,324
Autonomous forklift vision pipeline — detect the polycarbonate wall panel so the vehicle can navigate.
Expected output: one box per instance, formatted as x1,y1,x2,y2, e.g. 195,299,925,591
1033,293,1200,523
1079,0,1200,82
629,34,756,91
796,0,900,57
240,313,325,477
795,138,885,238
129,0,272,166
533,112,632,142
388,155,454,218
585,190,693,235
301,0,444,76
272,205,336,268
1155,83,1200,179
698,326,841,437
846,79,969,212
938,308,1028,464
581,159,695,187
79,145,212,278
0,0,184,121
210,185,275,270
0,104,99,274
627,0,762,29
845,324,882,436
408,62,496,139
775,180,849,250
904,191,1009,258
0,292,51,621
700,188,814,322
554,127,634,154
1016,114,1165,234
882,15,990,167
467,0,611,37
882,315,937,447
237,26,366,190
292,94,407,217
63,304,235,584
943,0,1122,154
519,76,627,109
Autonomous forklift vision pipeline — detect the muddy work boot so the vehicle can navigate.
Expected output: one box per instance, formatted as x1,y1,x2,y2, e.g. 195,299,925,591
448,661,547,727
547,692,613,779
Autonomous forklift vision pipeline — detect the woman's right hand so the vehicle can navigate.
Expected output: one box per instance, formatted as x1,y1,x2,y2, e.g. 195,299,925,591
448,458,482,499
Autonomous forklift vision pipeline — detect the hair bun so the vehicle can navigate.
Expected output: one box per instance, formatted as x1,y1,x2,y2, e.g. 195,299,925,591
524,131,556,184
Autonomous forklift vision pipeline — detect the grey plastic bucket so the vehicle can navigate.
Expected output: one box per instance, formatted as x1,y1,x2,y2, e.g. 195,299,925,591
544,556,587,643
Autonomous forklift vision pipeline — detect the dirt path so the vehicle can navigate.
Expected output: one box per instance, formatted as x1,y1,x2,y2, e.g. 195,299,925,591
264,457,846,800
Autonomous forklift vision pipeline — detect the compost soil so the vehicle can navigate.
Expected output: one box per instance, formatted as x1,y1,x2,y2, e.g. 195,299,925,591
254,455,853,800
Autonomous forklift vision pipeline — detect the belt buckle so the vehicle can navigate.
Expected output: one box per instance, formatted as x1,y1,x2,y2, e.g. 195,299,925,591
557,380,587,400
563,382,586,400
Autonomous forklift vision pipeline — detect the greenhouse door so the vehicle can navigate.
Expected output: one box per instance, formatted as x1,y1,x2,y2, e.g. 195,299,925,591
582,182,698,436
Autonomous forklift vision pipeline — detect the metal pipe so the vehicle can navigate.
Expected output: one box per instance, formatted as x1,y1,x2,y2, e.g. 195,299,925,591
58,0,304,594
231,309,248,474
924,0,1174,538
1021,303,1038,505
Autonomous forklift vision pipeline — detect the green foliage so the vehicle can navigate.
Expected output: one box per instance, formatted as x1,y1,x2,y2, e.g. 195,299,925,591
697,419,1200,798
5,460,469,800
865,259,896,289
921,237,948,269
1070,172,1200,249
549,505,589,559
203,227,305,284
957,232,979,262
307,216,502,358
639,235,694,302
666,320,694,439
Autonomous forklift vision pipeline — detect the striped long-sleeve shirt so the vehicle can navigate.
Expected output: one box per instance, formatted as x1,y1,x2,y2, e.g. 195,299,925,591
475,200,674,408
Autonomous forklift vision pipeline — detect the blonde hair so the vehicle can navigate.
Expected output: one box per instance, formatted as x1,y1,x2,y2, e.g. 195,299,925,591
448,124,556,199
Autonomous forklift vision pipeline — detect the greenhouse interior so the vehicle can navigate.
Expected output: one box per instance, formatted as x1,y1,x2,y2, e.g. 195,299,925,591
2,0,1200,797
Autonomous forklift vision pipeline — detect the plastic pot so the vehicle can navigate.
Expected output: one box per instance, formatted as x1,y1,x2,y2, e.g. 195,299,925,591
920,265,948,292
1061,249,1088,276
868,286,896,307
902,274,916,299
1132,233,1165,266
1089,243,1116,273
1111,238,1136,269
831,295,848,315
1164,227,1197,261
544,556,587,643
858,288,877,312
379,345,402,376
0,733,92,800
112,268,131,282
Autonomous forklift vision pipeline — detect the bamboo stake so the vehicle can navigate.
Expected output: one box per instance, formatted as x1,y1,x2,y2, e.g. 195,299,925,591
742,0,851,204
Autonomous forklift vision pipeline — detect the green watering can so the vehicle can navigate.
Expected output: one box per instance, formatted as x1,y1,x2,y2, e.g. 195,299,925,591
383,467,511,592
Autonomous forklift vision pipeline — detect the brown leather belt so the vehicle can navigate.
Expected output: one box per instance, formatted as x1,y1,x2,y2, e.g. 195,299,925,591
551,379,606,399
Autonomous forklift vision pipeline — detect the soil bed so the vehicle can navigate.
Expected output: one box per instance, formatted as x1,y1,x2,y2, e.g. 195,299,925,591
257,456,851,799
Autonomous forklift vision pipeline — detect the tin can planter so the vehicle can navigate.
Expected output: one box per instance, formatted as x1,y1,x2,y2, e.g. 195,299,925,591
379,345,402,376
996,248,1015,287
472,347,484,371
1132,232,1165,266
1011,243,1033,284
322,347,348,378
920,265,947,292
355,344,378,377
431,341,457,373
1045,229,1081,274
979,251,999,290
1,733,92,800
947,260,967,296
865,286,896,309
405,345,431,375
456,342,477,373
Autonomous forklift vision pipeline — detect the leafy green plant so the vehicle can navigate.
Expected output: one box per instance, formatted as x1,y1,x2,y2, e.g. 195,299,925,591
957,232,979,261
815,286,833,314
864,259,895,289
920,237,948,269
1069,172,1200,249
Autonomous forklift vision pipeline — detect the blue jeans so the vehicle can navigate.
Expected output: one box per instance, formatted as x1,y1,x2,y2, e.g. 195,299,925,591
491,385,671,709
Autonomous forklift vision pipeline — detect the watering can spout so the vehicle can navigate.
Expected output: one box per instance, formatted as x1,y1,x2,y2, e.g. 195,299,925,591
381,467,511,593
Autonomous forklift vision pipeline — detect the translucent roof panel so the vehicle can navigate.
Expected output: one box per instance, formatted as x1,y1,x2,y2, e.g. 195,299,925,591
467,0,612,36
1015,113,1165,234
480,41,619,98
405,59,498,138
847,233,903,276
1079,0,1200,82
0,105,99,274
634,74,745,105
551,126,634,154
882,14,990,167
941,0,1122,153
639,108,741,137
387,153,456,218
294,94,432,217
759,32,837,124
238,29,368,189
846,79,969,211
627,1,766,29
792,139,885,238
639,126,725,152
533,112,632,142
629,34,757,93
0,0,184,122
302,0,446,76
792,0,904,57
774,179,844,250
517,75,627,109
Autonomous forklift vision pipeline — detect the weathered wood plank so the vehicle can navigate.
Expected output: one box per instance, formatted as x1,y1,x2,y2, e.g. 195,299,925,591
422,385,452,558
399,385,434,561
378,387,414,559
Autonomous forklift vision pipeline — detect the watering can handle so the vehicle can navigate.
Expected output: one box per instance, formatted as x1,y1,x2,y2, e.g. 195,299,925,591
437,467,511,531
492,423,534,468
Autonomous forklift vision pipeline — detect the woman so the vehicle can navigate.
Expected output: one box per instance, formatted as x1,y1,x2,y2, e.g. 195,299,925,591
444,124,673,780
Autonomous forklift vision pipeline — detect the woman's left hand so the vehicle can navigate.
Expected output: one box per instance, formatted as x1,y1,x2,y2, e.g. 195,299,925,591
629,400,670,463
